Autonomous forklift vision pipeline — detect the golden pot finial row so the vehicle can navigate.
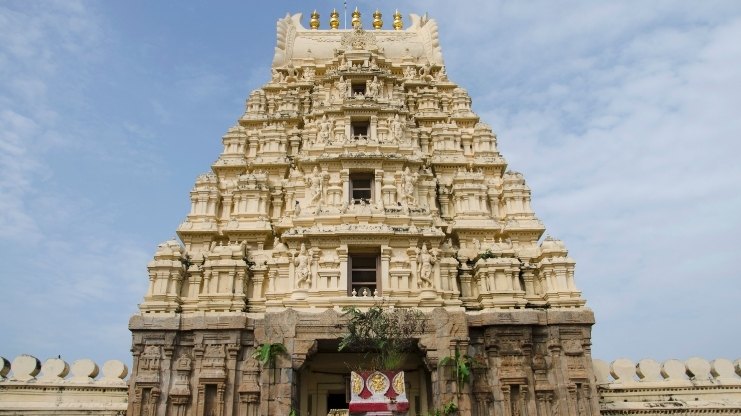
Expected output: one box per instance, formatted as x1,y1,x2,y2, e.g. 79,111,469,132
311,9,402,30
393,9,403,30
310,10,320,30
329,8,340,30
373,9,383,30
351,7,362,29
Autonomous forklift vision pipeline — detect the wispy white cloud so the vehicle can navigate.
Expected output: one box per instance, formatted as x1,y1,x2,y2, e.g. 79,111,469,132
2,1,739,367
405,1,741,360
0,1,150,365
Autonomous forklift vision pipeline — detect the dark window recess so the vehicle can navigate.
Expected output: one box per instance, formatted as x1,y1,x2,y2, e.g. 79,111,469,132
204,384,218,416
352,83,366,95
350,174,372,203
327,392,347,410
349,255,378,296
351,121,369,138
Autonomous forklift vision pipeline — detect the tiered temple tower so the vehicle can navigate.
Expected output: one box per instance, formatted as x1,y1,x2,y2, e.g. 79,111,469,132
129,10,600,416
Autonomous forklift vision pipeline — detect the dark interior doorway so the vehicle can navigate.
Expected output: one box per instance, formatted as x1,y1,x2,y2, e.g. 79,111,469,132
327,392,347,410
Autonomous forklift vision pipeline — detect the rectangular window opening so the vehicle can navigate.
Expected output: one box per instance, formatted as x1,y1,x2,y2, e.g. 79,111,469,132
351,121,369,138
352,83,366,96
204,384,218,416
349,253,379,296
350,173,373,204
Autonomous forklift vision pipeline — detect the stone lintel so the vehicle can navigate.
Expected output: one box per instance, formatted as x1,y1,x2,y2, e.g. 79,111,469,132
129,313,254,331
466,308,595,328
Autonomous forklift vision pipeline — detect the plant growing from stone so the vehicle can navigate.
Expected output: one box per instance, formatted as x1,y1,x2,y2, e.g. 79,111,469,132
424,400,459,416
252,342,287,411
440,343,473,398
338,305,427,370
252,342,287,368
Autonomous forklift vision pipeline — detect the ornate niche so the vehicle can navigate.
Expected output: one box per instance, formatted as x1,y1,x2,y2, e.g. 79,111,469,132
486,330,535,416
132,344,162,416
196,344,228,416
168,351,193,416
561,334,594,416
237,353,261,416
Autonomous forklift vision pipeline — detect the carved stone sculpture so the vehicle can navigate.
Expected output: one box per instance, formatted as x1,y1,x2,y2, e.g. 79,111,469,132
293,243,312,289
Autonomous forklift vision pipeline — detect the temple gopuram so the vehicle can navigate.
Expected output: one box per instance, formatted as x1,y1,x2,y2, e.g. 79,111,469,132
129,8,599,416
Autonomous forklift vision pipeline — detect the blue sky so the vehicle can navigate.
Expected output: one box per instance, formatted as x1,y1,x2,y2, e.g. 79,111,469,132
1,1,740,368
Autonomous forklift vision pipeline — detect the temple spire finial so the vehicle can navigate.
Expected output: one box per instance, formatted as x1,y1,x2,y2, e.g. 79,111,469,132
310,10,320,30
372,9,383,30
351,7,362,29
393,9,403,30
329,8,340,30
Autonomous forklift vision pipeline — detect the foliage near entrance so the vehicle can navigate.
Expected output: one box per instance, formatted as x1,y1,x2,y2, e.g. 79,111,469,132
338,305,427,370
252,342,287,368
423,401,459,416
439,344,474,396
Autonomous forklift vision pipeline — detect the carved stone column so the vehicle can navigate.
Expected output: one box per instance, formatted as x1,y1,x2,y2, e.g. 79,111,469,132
271,188,284,220
340,169,349,202
381,245,392,295
337,245,348,295
374,169,384,208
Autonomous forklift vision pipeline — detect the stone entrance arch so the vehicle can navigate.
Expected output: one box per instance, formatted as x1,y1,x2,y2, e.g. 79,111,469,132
297,349,432,416
259,308,454,416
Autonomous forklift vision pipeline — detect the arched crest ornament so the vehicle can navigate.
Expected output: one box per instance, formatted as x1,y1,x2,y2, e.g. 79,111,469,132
341,27,379,51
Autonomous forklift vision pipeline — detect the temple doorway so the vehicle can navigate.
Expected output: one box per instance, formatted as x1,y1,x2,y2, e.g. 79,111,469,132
326,392,346,411
298,340,431,416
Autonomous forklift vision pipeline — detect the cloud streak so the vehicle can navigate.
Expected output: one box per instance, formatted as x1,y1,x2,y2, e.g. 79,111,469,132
2,1,739,366
407,0,741,360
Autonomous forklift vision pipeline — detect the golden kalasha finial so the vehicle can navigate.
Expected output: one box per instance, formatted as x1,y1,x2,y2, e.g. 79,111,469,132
310,10,320,30
393,9,403,30
351,7,361,29
372,9,383,30
329,8,340,30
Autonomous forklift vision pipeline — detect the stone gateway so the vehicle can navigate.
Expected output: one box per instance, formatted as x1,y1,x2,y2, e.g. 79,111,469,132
129,9,597,416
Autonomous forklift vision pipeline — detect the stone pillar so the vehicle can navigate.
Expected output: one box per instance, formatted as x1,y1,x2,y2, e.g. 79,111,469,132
374,169,384,207
222,194,233,221
249,265,267,311
340,169,349,203
381,245,391,295
407,247,419,291
338,245,348,295
271,188,284,220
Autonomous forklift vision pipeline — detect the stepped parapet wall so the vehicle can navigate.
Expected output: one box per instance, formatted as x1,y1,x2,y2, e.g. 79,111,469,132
594,358,741,414
0,354,128,415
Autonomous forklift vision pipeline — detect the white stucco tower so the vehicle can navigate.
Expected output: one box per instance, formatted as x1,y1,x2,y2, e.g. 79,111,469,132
129,10,599,416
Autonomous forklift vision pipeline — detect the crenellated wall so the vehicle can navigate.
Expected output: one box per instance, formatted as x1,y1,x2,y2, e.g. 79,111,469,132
594,357,741,415
0,354,128,415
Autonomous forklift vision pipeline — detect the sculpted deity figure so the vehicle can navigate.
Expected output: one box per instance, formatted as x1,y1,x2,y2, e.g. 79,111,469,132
417,243,437,288
293,243,312,289
369,56,379,70
272,237,287,253
435,65,448,81
338,54,349,71
270,68,283,83
306,166,324,206
419,62,434,81
403,66,416,79
391,114,404,141
284,63,299,81
317,115,334,144
334,76,351,99
302,66,315,81
289,165,303,179
400,167,418,206
366,76,381,98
